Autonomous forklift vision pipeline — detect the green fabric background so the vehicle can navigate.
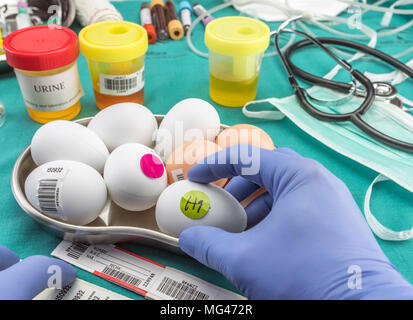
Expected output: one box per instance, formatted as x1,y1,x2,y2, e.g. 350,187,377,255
0,0,413,300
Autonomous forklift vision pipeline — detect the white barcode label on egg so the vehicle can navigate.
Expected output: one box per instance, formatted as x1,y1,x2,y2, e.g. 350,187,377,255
171,168,185,182
37,178,64,218
99,68,144,96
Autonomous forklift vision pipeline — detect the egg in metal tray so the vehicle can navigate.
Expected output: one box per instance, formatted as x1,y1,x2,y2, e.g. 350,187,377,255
104,143,168,212
30,120,109,173
87,103,158,152
155,98,221,161
155,180,247,237
24,160,108,226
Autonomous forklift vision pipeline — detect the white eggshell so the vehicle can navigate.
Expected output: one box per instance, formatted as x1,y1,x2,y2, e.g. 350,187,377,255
87,103,158,152
155,180,247,237
31,120,109,173
24,160,107,226
104,143,168,211
155,98,221,161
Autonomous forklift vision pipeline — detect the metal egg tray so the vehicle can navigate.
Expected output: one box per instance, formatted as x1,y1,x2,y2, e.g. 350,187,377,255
11,116,228,254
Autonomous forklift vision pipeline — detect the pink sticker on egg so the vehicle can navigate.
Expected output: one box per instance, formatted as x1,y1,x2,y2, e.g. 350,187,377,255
140,154,164,179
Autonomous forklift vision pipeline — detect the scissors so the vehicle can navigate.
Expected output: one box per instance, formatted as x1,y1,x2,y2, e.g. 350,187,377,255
275,17,413,153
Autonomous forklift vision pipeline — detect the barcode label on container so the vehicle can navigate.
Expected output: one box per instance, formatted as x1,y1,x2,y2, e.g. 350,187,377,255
37,179,63,217
100,68,144,96
171,168,185,182
156,277,209,300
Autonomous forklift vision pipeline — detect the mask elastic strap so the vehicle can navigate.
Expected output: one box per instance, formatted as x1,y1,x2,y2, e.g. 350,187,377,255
364,174,413,241
242,99,285,120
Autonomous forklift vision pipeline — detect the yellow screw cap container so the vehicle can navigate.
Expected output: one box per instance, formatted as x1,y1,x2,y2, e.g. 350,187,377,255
205,17,270,107
79,21,148,110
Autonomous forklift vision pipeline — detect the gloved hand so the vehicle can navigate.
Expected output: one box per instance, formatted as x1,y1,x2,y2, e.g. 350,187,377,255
179,146,413,300
0,245,77,300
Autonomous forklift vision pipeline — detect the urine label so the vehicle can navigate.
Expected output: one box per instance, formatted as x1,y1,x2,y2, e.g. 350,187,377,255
99,67,144,96
52,240,245,300
15,62,84,112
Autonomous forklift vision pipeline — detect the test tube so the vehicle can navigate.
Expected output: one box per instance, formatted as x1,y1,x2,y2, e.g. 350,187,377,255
178,1,192,35
16,1,33,29
192,3,214,28
140,2,156,44
165,1,184,40
0,102,5,128
151,0,169,41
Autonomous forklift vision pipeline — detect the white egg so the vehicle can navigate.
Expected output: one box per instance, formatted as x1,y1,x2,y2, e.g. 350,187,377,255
155,180,247,237
87,103,158,152
31,120,109,173
104,143,167,211
155,98,221,161
24,160,107,226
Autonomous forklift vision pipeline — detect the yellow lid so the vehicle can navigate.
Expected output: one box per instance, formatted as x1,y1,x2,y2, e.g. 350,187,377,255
79,21,148,63
205,17,270,56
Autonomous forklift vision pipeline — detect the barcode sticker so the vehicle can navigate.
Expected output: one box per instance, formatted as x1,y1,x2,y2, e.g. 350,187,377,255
171,168,185,182
65,242,88,260
52,240,246,300
34,278,130,300
146,267,243,300
99,68,144,96
37,179,64,218
155,276,209,300
101,266,142,288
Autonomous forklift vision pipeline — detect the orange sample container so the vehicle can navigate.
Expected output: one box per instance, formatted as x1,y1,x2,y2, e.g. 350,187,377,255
79,21,148,109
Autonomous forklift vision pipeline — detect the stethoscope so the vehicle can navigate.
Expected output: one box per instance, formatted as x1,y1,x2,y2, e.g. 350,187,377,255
274,17,413,153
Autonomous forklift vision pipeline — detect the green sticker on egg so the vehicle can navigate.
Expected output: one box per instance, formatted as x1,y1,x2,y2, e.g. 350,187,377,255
180,190,210,219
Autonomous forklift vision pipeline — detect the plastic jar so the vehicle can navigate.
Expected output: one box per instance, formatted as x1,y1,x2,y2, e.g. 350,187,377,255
3,26,83,123
79,21,148,110
205,17,270,107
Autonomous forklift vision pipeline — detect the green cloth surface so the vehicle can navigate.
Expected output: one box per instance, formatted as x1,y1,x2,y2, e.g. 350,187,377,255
0,0,413,300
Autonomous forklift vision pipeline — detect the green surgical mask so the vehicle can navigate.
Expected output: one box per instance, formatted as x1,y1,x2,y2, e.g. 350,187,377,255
243,86,413,241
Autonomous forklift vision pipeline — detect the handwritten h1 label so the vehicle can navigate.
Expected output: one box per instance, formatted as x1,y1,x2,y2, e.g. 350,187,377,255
180,190,210,219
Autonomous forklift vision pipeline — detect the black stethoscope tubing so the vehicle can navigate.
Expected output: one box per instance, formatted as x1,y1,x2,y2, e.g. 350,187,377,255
284,37,413,94
275,30,413,153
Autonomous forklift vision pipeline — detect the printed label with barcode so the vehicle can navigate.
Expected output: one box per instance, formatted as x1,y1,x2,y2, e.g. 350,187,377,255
99,68,144,96
101,266,142,288
171,168,185,182
37,179,63,217
156,277,209,300
34,278,130,300
65,242,88,260
52,240,246,300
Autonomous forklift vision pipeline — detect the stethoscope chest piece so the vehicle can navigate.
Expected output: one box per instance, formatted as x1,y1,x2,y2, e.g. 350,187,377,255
356,82,402,108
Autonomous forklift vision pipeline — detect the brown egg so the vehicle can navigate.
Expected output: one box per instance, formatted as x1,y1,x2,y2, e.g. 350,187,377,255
166,140,228,187
216,124,276,208
215,124,275,150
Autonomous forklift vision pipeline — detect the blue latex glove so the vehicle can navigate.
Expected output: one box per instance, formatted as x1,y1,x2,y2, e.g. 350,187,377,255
0,245,77,300
179,146,413,300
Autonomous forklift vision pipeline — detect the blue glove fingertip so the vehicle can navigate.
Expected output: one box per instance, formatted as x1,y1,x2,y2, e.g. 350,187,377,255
0,245,20,271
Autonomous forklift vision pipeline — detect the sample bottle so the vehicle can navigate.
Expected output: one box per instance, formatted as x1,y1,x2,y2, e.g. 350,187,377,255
79,21,148,109
205,17,270,107
3,26,84,123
